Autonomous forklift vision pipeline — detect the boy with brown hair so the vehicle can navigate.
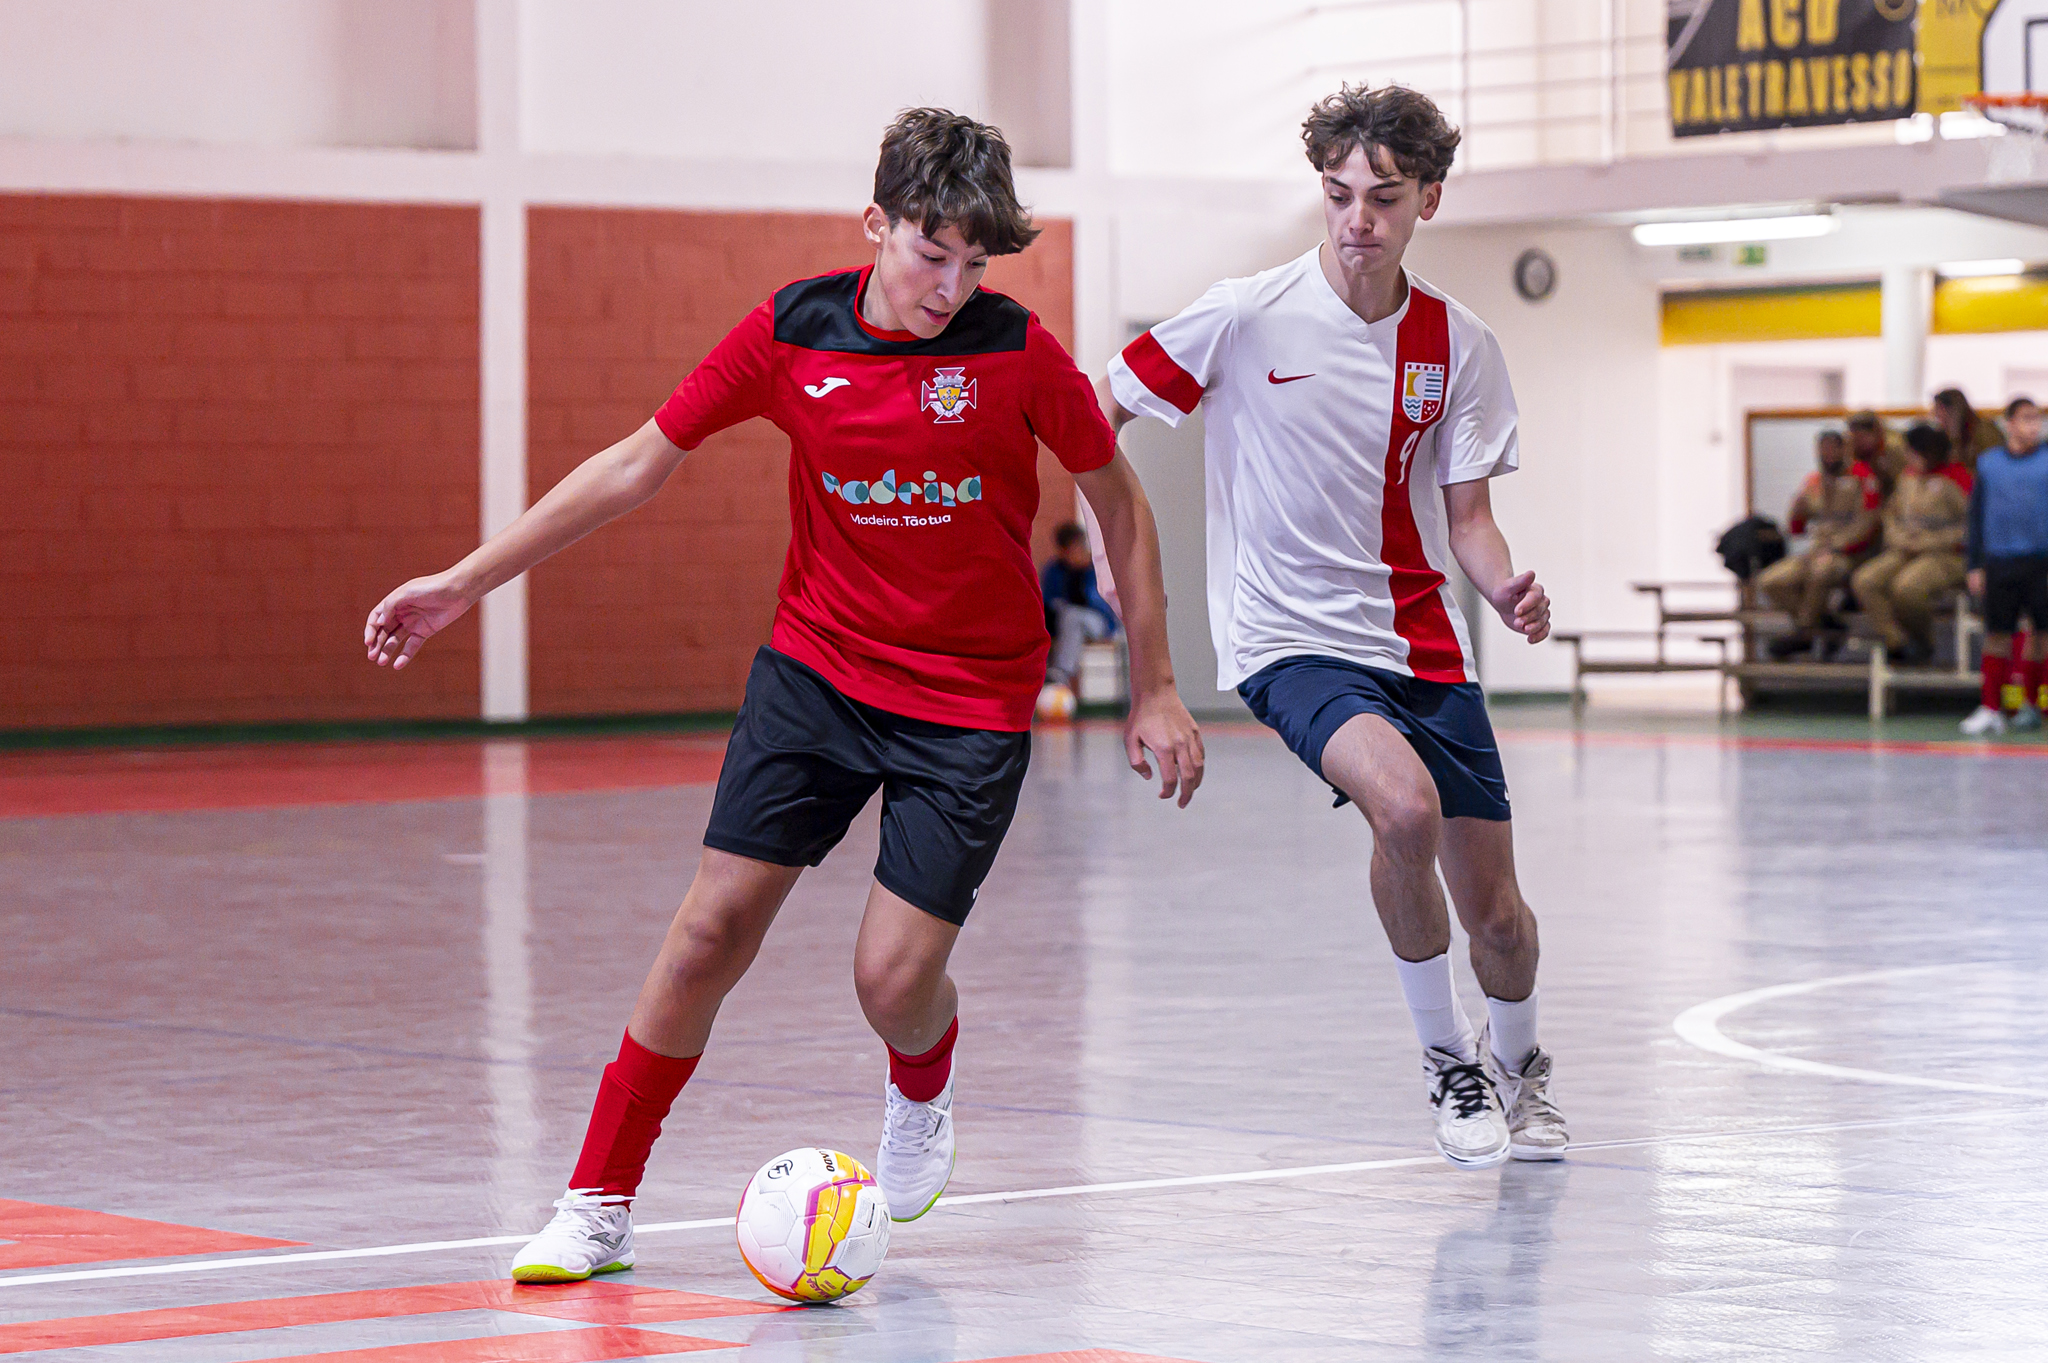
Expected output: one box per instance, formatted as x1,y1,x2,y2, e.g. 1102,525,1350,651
366,108,1205,1280
1108,84,1566,1171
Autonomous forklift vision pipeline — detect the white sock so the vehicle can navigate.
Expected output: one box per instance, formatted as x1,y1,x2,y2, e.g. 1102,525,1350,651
1393,952,1476,1061
1485,990,1540,1075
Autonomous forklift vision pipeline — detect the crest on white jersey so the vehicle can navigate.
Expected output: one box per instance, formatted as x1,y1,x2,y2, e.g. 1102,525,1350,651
921,367,977,423
1401,362,1446,424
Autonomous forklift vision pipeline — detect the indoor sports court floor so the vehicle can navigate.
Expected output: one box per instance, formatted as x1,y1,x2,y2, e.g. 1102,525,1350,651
5,709,2047,1362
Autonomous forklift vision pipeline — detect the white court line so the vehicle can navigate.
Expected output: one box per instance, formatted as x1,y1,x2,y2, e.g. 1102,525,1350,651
926,1154,1436,1209
5,1105,2044,1291
1673,962,2048,1099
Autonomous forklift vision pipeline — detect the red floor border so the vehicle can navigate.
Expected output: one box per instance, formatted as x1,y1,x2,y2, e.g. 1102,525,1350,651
0,1278,777,1354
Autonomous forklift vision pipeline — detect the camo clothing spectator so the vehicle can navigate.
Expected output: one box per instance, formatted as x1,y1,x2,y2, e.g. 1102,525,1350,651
1850,425,1971,664
1759,430,1880,659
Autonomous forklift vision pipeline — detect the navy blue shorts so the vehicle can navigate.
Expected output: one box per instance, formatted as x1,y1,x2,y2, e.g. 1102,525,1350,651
1238,655,1511,822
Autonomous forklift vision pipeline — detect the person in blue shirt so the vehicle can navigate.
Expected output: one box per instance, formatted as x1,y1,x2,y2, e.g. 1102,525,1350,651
1963,397,2048,736
1041,521,1121,691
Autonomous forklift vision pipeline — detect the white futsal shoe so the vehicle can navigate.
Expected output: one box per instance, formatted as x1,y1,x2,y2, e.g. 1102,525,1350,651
509,1191,634,1283
876,1074,956,1222
1422,1045,1511,1169
1485,1040,1569,1161
1961,705,2008,736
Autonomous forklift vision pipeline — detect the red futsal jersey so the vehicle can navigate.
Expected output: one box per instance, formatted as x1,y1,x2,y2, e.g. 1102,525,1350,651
655,267,1116,730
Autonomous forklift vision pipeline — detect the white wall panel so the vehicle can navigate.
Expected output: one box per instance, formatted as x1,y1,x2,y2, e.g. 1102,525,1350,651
0,0,475,150
518,0,989,162
1404,222,1665,692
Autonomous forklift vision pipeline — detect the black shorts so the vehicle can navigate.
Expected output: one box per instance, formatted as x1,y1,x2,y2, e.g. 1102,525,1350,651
1982,555,2048,635
703,648,1031,926
1238,654,1512,822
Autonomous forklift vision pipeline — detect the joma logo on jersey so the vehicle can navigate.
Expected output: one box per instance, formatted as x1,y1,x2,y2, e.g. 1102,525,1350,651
822,468,983,507
920,367,977,423
1401,362,1446,424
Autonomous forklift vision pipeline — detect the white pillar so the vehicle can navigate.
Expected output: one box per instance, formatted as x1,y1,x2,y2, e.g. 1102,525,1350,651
477,0,528,722
1880,264,1932,409
1068,0,1115,377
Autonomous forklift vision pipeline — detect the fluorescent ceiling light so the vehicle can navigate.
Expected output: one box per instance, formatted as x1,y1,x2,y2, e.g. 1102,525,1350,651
1940,258,2025,278
1631,215,1838,246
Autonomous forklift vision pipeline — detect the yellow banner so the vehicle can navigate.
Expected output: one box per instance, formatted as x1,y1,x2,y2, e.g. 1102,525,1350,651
1918,0,1999,114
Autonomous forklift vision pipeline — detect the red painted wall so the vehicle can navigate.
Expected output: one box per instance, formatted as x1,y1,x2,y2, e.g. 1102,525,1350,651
526,209,1080,718
0,195,481,731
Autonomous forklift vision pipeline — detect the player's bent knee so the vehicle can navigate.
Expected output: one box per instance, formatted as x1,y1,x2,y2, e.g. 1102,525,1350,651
854,950,948,1033
660,913,764,995
852,954,918,1014
1366,793,1441,860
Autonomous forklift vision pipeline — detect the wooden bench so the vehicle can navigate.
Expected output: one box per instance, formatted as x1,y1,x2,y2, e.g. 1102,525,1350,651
1553,581,1744,717
1559,579,1981,720
1735,596,1982,718
1553,630,1736,717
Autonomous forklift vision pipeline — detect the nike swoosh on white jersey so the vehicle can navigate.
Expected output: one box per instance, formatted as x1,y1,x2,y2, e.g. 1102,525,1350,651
804,377,851,398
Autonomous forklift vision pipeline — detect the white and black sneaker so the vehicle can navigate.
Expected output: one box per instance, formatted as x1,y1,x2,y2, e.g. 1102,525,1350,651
876,1075,956,1222
509,1190,634,1283
1486,1041,1569,1161
1423,1045,1511,1170
1961,705,2008,737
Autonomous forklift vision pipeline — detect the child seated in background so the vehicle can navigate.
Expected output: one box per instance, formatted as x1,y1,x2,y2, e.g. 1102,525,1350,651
1041,521,1120,693
1850,424,1971,667
1963,398,2048,736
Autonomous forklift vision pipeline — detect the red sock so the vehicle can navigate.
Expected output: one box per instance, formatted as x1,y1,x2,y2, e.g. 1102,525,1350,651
1983,653,2013,711
2024,658,2046,710
887,1015,958,1103
568,1031,700,1201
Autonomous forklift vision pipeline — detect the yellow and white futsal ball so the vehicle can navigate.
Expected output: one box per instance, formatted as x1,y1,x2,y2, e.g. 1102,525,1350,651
1035,681,1077,723
735,1147,890,1303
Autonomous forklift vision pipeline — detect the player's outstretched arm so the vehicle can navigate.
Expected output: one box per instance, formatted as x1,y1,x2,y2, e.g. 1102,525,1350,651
365,417,687,669
1444,479,1550,645
1074,452,1205,807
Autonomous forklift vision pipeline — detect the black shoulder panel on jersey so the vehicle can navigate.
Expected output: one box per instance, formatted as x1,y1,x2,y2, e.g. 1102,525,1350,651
773,270,1030,356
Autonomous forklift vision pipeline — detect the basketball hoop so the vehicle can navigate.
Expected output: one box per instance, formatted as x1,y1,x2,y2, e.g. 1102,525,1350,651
1965,93,2048,184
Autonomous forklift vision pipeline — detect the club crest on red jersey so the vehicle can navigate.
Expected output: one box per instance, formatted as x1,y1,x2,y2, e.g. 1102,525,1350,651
1401,361,1446,424
920,367,977,423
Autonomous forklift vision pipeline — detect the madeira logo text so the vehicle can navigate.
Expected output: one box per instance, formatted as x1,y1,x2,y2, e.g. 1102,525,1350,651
920,367,977,423
822,468,982,508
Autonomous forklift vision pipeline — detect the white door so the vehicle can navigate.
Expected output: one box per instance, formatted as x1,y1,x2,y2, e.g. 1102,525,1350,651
1733,366,1846,524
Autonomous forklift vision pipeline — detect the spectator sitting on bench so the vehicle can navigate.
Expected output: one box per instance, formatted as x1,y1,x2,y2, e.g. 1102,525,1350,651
1847,409,1908,501
1962,397,2048,736
1849,424,1971,666
1932,387,2001,471
1041,521,1120,691
1759,429,1881,660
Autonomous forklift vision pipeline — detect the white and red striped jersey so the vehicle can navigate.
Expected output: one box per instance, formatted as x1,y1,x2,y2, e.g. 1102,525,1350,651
1107,247,1519,689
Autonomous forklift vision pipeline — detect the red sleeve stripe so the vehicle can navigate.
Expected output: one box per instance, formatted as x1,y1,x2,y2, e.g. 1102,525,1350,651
1120,331,1203,415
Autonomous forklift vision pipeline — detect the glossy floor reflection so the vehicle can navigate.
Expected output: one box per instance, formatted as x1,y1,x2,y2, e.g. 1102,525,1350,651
4,714,2046,1361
